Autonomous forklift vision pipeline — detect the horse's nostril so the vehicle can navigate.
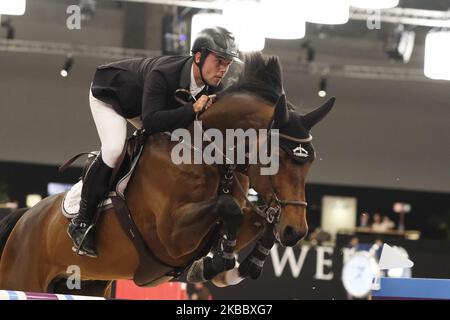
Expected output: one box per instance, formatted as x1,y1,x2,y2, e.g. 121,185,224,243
284,225,295,237
283,226,297,244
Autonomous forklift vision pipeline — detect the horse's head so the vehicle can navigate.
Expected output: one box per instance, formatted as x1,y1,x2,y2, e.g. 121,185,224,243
205,52,335,247
248,95,335,247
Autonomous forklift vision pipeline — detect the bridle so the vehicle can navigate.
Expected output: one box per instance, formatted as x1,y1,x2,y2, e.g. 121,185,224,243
194,110,311,225
231,123,311,225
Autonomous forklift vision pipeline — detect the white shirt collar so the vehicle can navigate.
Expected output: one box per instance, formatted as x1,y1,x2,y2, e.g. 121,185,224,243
190,64,205,99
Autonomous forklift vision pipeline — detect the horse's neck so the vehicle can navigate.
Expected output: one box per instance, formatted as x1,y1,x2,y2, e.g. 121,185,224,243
200,93,274,131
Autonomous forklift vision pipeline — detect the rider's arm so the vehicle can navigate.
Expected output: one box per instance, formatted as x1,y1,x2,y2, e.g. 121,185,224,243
142,71,196,135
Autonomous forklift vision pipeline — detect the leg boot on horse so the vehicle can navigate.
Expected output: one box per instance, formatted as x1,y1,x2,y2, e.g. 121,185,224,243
67,154,112,258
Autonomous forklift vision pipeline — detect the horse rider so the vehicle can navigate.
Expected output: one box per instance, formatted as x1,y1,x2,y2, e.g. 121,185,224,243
68,26,240,258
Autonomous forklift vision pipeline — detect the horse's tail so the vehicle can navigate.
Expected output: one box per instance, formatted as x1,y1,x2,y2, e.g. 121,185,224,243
0,208,28,259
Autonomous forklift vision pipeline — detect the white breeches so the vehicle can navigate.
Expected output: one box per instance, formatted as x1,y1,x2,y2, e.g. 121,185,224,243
89,88,142,168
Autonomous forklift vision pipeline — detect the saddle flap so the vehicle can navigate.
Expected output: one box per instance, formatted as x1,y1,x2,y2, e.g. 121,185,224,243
61,143,144,219
115,145,144,199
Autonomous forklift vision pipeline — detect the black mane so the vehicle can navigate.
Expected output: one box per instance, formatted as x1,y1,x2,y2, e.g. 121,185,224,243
218,52,284,104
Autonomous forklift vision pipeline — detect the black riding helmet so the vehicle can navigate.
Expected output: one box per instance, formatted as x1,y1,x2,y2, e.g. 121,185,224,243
191,26,239,87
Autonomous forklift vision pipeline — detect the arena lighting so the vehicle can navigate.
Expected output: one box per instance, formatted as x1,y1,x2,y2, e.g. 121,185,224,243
393,202,411,213
424,29,450,80
191,11,264,52
260,0,305,40
26,194,41,208
60,54,74,77
0,0,26,16
318,78,327,97
393,202,411,232
303,0,350,25
350,0,399,10
222,0,265,51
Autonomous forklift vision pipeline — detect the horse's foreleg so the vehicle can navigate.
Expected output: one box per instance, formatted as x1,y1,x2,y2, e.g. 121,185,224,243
211,223,275,287
237,223,275,279
187,194,243,283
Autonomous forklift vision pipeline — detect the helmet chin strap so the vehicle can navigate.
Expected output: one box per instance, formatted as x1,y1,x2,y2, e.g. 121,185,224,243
194,49,213,89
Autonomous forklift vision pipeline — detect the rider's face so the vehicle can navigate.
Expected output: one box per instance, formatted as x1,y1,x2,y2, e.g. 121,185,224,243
196,52,233,87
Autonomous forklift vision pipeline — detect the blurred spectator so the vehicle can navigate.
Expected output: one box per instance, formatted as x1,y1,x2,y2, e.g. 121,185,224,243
359,212,370,227
371,213,396,232
381,216,395,230
349,236,359,248
309,227,332,245
371,213,384,232
346,236,360,254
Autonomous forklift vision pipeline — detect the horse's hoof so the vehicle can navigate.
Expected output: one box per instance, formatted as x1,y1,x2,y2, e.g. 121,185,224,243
186,259,207,283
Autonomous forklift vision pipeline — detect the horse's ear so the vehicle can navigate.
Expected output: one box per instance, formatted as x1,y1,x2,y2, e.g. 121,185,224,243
273,94,289,127
302,97,335,130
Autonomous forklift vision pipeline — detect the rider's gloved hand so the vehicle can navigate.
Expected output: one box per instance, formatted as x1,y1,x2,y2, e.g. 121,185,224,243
193,95,216,113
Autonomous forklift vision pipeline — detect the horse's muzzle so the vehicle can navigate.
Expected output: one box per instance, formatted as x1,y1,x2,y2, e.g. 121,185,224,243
280,225,308,247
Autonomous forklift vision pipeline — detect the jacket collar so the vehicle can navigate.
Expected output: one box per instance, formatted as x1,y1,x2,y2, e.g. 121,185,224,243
179,57,193,89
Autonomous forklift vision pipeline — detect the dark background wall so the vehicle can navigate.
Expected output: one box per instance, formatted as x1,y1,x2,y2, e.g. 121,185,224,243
0,0,449,194
0,161,81,206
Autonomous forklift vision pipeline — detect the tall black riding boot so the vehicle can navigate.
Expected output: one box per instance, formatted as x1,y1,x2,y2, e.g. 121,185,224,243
67,155,112,257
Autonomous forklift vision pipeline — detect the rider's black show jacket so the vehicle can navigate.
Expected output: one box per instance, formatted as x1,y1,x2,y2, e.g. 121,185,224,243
91,55,221,134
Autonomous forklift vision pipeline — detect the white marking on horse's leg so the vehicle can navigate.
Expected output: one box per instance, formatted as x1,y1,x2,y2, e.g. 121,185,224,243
211,262,244,287
224,268,245,286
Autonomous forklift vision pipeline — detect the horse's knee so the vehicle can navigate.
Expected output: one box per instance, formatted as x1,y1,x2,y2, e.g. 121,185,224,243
215,195,243,231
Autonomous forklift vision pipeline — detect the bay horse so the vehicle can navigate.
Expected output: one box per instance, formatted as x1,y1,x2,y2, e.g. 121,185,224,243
0,53,334,297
